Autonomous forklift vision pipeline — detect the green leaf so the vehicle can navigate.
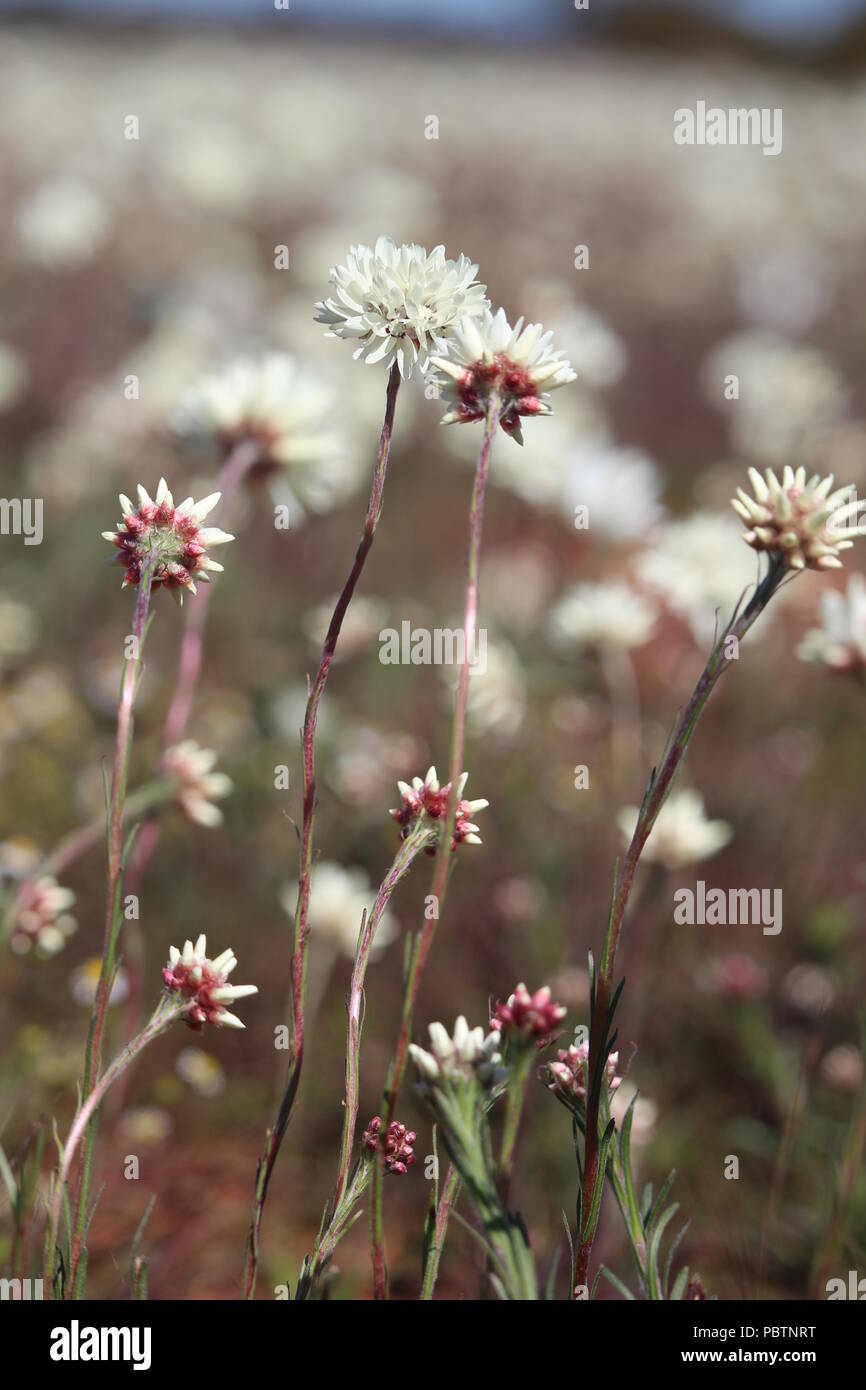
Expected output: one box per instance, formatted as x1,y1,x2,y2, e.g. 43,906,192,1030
645,1168,677,1235
647,1202,679,1300
599,1264,636,1300
561,1210,575,1292
670,1265,690,1301
663,1220,690,1300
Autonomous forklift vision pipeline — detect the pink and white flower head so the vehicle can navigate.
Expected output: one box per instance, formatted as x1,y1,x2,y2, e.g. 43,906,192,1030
9,875,77,956
731,467,864,572
390,765,488,852
492,983,567,1042
162,741,233,827
410,1016,506,1094
362,1116,416,1175
429,307,576,445
102,478,233,601
162,935,257,1030
315,236,489,380
546,1041,621,1104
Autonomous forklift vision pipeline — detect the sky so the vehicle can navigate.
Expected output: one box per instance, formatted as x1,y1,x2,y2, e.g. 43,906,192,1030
5,0,866,47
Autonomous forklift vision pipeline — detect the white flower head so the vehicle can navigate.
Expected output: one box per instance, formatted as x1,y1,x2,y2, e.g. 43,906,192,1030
636,511,761,644
798,574,866,672
409,1015,505,1091
173,354,359,519
162,740,233,827
732,466,864,572
315,236,488,379
548,581,658,651
617,789,732,871
163,935,257,1030
282,861,397,960
102,478,233,603
429,307,576,444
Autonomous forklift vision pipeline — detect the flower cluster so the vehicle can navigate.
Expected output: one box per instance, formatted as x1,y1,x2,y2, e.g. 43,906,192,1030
546,1040,621,1105
9,875,77,956
731,466,863,571
362,1116,416,1175
162,935,257,1030
390,765,488,851
798,574,866,672
430,308,576,444
162,741,233,827
103,479,233,599
315,236,488,378
410,1016,506,1094
492,983,567,1042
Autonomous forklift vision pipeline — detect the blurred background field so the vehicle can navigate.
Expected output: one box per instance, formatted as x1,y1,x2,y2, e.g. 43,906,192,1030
0,2,865,1300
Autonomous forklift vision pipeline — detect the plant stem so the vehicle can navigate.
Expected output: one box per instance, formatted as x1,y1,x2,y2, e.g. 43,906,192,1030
332,824,428,1214
44,998,185,1296
242,362,401,1299
574,557,787,1295
371,394,500,1298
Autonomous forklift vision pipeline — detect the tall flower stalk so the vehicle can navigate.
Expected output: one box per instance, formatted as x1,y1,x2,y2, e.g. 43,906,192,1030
243,362,401,1298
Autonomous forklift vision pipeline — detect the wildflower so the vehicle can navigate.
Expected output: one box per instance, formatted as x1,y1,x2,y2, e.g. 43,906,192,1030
410,1016,506,1092
162,935,257,1030
173,355,357,517
118,1107,173,1146
617,789,732,871
820,1044,863,1093
315,236,488,379
731,466,863,571
560,443,666,540
102,478,233,599
636,512,760,644
429,307,576,444
548,581,658,651
176,1047,226,1098
362,1116,416,1175
9,876,77,956
162,740,232,827
703,953,768,1002
281,862,397,960
70,958,129,1007
390,765,488,850
798,574,866,672
546,1041,621,1104
492,983,567,1041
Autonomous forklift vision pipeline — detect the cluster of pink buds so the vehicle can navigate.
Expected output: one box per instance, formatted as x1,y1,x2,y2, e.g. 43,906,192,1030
492,983,567,1043
546,1040,621,1104
390,765,488,853
102,479,233,600
362,1116,416,1175
162,935,257,1030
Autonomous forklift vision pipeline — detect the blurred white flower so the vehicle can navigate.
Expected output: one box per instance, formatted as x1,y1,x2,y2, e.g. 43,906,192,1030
449,638,527,741
173,354,359,519
798,574,866,672
70,958,129,1007
162,740,233,827
10,876,77,957
702,332,846,466
617,789,732,870
548,581,658,651
15,177,109,268
118,1107,173,1146
303,594,388,662
176,1047,226,1098
820,1044,863,1092
430,307,576,444
315,236,488,379
610,1082,658,1147
523,282,627,388
327,723,424,810
636,512,760,643
282,862,397,960
560,443,667,540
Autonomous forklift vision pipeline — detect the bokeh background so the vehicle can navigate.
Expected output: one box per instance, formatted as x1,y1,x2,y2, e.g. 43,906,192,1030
1,0,865,1300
